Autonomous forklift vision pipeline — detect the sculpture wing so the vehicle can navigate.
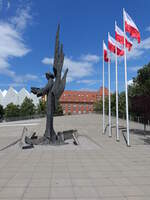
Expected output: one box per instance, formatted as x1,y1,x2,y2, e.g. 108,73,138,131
52,68,68,109
51,24,68,108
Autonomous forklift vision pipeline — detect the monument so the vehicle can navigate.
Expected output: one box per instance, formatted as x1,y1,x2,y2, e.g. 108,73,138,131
25,25,79,146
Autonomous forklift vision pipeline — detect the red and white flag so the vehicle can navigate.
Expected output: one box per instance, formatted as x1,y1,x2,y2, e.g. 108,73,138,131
115,24,132,51
108,34,124,56
123,9,140,43
103,42,109,62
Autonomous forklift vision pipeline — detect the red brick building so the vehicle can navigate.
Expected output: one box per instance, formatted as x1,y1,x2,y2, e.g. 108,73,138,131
59,87,109,115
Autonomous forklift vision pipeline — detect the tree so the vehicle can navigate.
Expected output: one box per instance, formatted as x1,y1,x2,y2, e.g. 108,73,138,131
131,62,150,96
54,102,63,116
93,97,109,114
0,104,4,120
37,100,46,114
5,103,20,118
118,92,126,118
20,97,36,116
111,93,116,116
129,62,150,124
93,99,103,113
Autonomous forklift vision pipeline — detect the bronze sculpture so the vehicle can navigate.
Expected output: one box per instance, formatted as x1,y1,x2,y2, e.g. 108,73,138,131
25,25,69,145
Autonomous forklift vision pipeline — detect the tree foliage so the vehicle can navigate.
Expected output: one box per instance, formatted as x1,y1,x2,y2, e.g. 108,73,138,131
129,62,150,124
20,97,36,116
37,100,46,114
131,63,150,96
54,102,63,116
0,104,4,120
94,62,150,124
5,103,20,118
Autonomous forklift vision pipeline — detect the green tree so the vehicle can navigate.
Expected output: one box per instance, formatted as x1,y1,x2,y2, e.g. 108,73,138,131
131,62,150,96
0,104,4,119
128,62,150,123
118,92,126,118
20,97,36,116
111,93,116,116
37,100,46,114
93,99,103,113
54,102,63,116
5,103,20,118
93,97,109,114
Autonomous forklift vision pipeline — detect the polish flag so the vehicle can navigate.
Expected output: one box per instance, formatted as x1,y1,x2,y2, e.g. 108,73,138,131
103,42,109,62
115,24,133,51
108,34,124,56
124,9,140,43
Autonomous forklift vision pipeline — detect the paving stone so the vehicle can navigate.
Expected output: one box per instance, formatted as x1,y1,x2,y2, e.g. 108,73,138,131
0,114,150,200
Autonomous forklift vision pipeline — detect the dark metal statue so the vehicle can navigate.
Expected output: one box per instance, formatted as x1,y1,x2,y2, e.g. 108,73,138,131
24,25,79,147
26,25,68,144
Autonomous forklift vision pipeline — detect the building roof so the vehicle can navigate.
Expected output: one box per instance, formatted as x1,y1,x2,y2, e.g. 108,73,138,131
0,87,40,107
60,87,109,103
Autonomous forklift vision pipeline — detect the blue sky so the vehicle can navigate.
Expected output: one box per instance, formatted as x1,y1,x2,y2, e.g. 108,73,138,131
0,0,150,93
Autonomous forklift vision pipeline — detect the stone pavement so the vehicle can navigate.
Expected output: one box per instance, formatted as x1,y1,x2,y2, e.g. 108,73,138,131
0,114,150,200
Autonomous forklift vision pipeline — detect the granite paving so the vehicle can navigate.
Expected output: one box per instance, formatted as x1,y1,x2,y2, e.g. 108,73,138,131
0,114,150,200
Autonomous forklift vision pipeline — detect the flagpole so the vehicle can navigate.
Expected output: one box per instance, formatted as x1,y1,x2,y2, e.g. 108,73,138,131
123,8,130,146
108,32,111,137
115,21,119,141
102,40,105,134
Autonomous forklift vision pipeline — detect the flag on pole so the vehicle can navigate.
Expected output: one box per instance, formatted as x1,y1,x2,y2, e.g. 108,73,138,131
115,24,133,51
103,42,109,62
108,34,124,56
123,9,140,43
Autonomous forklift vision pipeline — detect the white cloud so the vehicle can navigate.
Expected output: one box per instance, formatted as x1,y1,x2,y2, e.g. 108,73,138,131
10,6,32,31
0,22,30,61
0,4,38,85
110,36,150,62
128,79,133,86
146,26,150,32
77,79,98,86
80,54,100,63
0,21,31,82
78,88,97,91
7,1,10,9
42,57,52,65
42,54,99,82
129,66,142,72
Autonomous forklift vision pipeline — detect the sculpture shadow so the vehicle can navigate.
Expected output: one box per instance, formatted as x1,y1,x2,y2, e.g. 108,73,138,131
121,128,150,145
130,128,150,136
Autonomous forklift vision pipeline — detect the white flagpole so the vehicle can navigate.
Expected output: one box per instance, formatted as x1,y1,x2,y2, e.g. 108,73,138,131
102,41,105,134
123,8,130,146
108,32,111,137
115,21,119,141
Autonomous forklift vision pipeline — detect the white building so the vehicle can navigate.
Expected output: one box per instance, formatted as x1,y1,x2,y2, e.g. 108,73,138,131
0,90,3,105
3,87,18,107
0,87,40,108
18,88,30,106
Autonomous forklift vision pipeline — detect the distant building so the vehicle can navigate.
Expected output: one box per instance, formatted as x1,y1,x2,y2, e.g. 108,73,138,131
0,87,109,114
0,87,40,108
59,87,109,115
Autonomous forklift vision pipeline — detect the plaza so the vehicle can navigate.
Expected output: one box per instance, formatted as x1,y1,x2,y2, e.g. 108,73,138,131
0,114,150,200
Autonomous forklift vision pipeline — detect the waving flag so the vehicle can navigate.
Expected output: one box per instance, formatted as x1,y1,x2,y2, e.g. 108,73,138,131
108,34,124,56
103,42,109,62
115,24,132,51
123,9,140,43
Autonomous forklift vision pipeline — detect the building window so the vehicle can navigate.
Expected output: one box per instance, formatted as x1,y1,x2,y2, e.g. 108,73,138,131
73,104,76,111
68,104,71,111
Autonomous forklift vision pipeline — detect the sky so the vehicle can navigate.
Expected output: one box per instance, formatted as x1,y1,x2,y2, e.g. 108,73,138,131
0,0,150,93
